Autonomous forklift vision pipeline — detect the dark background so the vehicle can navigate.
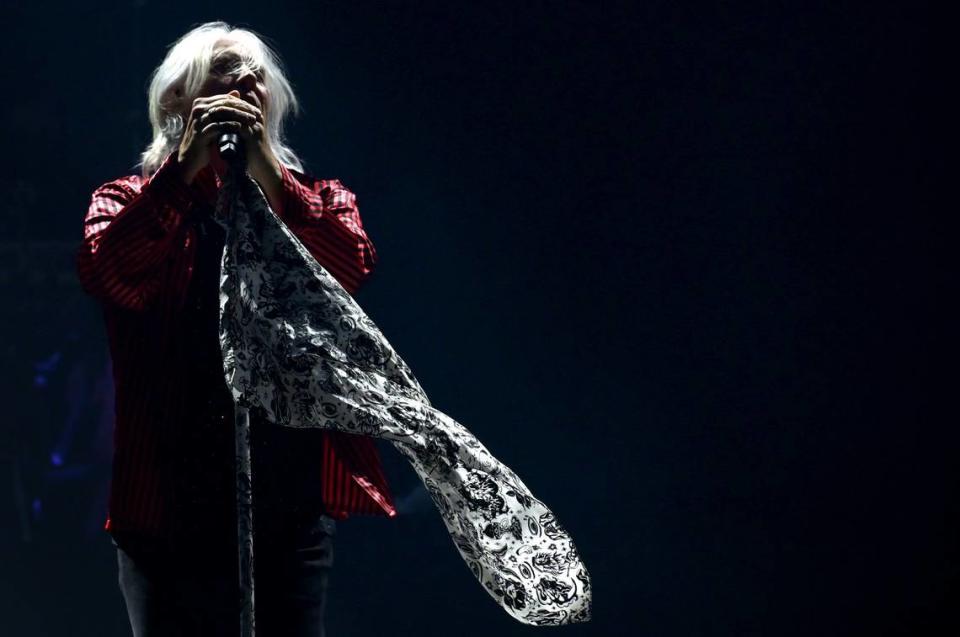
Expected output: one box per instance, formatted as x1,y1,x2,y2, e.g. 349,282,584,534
0,1,951,636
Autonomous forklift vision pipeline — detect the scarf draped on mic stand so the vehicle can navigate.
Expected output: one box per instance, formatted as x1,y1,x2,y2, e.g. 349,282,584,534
212,168,593,635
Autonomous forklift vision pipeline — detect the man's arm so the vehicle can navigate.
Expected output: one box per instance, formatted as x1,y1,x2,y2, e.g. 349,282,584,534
76,151,198,310
269,164,378,296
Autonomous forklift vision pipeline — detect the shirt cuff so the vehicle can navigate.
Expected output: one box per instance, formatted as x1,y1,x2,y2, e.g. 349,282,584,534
142,150,202,212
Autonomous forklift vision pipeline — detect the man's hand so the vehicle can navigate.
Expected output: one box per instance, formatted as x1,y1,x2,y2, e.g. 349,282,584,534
177,91,260,183
176,90,285,213
234,90,285,215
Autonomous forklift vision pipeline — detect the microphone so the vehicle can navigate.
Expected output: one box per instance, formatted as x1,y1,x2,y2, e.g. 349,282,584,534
218,132,244,166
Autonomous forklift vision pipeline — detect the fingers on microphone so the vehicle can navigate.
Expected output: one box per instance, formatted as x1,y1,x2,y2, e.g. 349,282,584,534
200,120,243,137
201,107,258,127
208,97,260,117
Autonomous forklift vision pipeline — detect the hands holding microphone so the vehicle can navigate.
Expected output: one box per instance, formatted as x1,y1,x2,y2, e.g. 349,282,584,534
175,89,283,203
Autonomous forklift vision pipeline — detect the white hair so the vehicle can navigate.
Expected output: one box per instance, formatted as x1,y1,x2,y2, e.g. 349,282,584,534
139,21,304,177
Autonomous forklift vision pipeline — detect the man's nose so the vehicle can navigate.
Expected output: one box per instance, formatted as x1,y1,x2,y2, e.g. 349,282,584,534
234,65,258,89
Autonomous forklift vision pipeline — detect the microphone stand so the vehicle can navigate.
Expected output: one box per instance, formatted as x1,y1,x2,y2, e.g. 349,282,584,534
236,404,255,637
220,137,257,637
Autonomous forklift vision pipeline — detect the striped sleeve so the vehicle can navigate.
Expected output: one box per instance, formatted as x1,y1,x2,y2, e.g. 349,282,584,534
276,164,379,295
76,152,196,310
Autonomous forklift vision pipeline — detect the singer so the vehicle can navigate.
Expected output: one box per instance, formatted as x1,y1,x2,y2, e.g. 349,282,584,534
76,21,395,636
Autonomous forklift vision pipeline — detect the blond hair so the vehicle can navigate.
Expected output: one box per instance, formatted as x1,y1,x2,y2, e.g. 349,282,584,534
139,21,303,177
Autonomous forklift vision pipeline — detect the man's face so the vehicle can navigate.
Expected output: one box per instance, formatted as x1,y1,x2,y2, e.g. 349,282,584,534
195,38,269,117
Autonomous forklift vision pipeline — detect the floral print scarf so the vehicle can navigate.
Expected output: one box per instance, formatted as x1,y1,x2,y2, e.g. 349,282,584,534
212,169,593,633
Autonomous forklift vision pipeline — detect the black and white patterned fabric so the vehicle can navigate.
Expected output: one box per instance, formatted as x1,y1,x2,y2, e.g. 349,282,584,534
212,169,593,631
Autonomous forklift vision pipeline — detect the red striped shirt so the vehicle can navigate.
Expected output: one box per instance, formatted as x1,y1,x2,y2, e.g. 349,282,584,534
76,150,397,538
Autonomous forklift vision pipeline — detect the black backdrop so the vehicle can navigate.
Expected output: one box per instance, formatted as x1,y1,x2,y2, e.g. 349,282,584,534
0,2,950,636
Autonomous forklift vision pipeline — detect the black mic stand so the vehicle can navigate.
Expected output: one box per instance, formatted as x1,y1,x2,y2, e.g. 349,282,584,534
219,131,257,637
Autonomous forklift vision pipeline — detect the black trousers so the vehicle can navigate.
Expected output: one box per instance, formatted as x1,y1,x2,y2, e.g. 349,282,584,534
114,511,336,637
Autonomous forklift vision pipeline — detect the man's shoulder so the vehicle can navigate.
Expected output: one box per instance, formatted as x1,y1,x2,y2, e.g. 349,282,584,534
92,173,147,199
92,165,355,202
286,166,352,194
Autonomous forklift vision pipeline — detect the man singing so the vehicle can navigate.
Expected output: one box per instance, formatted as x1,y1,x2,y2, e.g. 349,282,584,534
76,21,396,636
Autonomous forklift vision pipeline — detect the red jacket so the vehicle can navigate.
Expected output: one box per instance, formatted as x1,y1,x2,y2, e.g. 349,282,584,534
76,150,397,538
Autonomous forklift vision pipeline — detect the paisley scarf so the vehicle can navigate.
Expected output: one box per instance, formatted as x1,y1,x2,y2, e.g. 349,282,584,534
212,169,593,633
